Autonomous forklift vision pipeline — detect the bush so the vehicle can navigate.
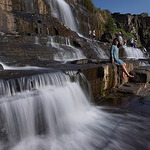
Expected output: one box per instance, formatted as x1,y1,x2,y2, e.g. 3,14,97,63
84,0,95,12
105,16,116,32
105,17,135,39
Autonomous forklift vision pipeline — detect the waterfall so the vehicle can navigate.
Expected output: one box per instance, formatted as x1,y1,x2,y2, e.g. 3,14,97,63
0,62,45,71
34,36,40,45
0,72,150,150
87,40,109,59
46,0,78,32
47,36,85,62
123,46,146,59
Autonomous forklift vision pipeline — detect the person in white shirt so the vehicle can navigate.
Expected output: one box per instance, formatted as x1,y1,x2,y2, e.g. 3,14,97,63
92,29,96,40
89,30,92,38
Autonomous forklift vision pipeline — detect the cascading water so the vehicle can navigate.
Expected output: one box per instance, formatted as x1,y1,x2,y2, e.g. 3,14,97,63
34,36,40,45
0,72,150,150
123,46,146,59
87,40,109,59
47,36,86,62
46,0,78,32
0,62,46,71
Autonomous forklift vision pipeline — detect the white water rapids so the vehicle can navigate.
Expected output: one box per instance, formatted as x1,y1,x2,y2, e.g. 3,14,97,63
0,72,149,150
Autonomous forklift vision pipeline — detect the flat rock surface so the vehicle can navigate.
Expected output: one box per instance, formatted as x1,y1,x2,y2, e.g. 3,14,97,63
121,96,150,117
118,83,146,95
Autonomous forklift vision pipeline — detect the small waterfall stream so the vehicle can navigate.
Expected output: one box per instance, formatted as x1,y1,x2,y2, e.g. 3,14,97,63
123,46,146,59
34,36,40,45
0,72,149,150
47,36,86,62
87,40,109,59
46,0,78,32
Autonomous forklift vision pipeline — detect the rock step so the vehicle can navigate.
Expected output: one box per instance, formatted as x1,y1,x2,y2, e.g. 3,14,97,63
130,65,150,83
118,83,147,95
119,65,150,95
137,84,150,97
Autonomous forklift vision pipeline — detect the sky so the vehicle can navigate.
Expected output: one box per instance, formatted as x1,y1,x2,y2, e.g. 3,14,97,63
92,0,150,15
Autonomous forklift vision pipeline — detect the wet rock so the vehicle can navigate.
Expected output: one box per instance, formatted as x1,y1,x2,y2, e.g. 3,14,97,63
0,31,5,36
122,96,150,117
0,64,4,70
67,59,89,65
118,83,146,95
130,66,150,83
100,32,112,43
73,38,83,47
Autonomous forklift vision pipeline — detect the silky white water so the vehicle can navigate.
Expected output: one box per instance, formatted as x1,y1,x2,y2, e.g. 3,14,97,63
0,63,44,71
123,46,146,59
35,36,40,45
0,72,149,150
87,40,109,59
47,36,85,62
46,0,77,32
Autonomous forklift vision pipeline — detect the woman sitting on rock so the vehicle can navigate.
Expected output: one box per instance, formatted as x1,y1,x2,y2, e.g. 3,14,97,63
110,38,134,79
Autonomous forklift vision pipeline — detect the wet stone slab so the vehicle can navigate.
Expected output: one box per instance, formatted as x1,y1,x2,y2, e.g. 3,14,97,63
118,83,147,95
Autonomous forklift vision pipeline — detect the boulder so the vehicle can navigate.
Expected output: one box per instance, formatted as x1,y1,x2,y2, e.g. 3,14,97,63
100,32,112,43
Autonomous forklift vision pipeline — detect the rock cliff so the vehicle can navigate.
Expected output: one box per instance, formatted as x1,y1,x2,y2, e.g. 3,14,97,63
0,0,149,99
113,13,150,51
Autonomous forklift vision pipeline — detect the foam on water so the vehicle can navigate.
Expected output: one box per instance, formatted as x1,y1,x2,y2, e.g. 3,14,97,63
0,72,149,150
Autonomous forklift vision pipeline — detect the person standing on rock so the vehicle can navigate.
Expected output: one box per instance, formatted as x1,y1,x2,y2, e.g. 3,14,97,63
89,30,92,38
118,34,123,46
110,38,134,79
92,29,96,40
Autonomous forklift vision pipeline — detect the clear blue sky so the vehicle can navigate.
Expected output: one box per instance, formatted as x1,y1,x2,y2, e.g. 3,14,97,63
92,0,150,15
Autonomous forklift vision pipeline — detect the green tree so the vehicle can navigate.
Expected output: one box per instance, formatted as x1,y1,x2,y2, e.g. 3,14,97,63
84,0,95,12
105,16,116,32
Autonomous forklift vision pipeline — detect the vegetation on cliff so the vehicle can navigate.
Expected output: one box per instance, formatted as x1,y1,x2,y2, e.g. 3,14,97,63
83,0,95,12
70,0,149,49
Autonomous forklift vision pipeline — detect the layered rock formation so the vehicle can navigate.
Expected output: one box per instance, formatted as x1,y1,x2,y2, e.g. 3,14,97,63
113,13,150,51
0,0,149,99
0,0,79,37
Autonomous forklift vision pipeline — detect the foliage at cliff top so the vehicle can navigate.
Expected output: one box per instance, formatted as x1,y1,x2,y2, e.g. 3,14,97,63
105,15,135,39
83,0,95,12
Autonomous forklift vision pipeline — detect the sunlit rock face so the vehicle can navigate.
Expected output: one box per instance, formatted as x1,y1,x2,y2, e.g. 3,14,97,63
0,0,16,33
0,0,108,39
113,13,150,51
0,0,77,37
11,0,49,13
